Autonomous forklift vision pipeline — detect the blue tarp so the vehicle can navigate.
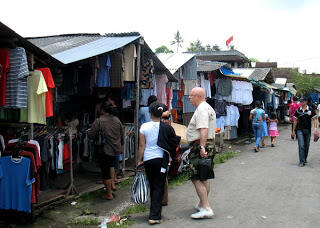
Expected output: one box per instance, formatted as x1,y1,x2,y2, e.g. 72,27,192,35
220,67,241,76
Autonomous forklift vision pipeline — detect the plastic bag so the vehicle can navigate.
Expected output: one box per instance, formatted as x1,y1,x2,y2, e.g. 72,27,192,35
131,170,149,204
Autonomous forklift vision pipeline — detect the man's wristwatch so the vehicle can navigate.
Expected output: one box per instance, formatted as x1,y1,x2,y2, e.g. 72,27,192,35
200,146,205,150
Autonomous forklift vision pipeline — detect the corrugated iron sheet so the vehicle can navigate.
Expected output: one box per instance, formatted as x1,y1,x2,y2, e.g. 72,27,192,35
157,53,195,74
197,60,226,72
52,36,140,64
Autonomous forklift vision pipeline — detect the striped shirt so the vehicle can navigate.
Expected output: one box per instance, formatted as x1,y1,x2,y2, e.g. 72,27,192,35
6,47,29,108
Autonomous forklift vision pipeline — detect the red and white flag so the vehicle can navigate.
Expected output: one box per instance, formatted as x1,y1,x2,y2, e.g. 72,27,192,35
226,36,233,46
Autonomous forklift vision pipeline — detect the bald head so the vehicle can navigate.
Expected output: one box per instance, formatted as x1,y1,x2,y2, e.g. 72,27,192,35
191,87,205,98
189,87,206,107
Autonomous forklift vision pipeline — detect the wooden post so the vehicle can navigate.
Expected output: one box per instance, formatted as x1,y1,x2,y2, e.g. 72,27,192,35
66,127,77,196
122,126,126,175
134,38,144,168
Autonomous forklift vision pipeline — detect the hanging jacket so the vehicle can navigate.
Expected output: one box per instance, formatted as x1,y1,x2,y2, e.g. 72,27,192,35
157,122,181,170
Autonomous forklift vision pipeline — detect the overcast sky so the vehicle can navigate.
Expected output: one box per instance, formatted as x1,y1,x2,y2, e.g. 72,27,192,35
2,0,320,73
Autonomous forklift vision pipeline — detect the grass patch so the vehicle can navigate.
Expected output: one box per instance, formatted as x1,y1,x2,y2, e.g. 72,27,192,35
108,219,135,228
168,173,189,188
70,217,99,225
80,208,95,216
214,151,239,164
117,177,133,190
122,204,148,216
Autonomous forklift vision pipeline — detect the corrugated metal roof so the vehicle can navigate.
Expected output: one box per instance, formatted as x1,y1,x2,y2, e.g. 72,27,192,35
197,60,227,72
157,53,195,74
249,68,271,81
275,78,287,85
28,35,102,55
0,22,63,66
187,50,250,62
27,33,176,81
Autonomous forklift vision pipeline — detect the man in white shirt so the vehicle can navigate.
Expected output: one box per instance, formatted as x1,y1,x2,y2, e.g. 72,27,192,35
186,87,216,219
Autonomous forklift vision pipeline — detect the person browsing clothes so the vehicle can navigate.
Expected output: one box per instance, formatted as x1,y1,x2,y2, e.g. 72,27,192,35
87,101,124,200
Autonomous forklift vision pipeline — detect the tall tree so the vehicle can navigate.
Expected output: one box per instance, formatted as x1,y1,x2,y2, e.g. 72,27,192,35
294,71,320,96
187,40,205,52
171,30,184,53
212,44,221,51
155,45,173,54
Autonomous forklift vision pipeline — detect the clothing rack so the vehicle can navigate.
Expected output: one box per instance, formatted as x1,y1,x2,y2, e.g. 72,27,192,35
33,125,77,197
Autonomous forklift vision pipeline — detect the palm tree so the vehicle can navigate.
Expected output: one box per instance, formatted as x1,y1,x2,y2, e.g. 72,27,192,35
171,30,184,53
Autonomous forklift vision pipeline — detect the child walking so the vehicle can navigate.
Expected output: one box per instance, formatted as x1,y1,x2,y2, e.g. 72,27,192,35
268,113,279,147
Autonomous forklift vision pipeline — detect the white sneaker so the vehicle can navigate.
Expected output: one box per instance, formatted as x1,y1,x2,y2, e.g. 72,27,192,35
194,204,201,211
191,208,214,219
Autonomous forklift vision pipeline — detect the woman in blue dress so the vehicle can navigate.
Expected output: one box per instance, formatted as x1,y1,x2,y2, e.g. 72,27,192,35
260,113,269,148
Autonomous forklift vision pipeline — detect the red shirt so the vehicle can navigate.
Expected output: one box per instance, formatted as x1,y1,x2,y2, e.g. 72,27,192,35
0,49,10,106
36,68,55,117
289,102,301,122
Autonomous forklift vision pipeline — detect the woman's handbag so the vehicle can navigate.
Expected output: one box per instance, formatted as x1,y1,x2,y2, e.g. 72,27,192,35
94,119,105,146
131,170,149,204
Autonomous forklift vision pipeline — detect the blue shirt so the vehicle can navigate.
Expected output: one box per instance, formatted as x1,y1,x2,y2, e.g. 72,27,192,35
96,55,111,87
251,108,265,123
139,107,151,125
0,156,35,213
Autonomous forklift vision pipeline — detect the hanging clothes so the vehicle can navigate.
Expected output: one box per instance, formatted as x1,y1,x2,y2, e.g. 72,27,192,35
140,59,154,89
215,78,233,96
123,44,137,82
95,55,111,87
27,70,48,125
225,105,240,127
109,53,124,88
200,73,211,98
6,47,29,108
156,74,168,104
36,68,55,117
0,156,35,213
184,80,198,95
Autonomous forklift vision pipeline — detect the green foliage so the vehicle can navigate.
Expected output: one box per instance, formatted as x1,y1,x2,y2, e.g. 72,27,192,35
122,204,148,216
155,45,173,54
294,71,320,96
187,40,205,52
187,40,221,52
249,57,259,63
171,30,184,53
168,173,189,188
214,151,239,164
70,217,99,225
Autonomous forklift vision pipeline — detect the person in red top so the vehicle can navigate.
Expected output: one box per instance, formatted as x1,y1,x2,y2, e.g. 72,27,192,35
289,97,301,138
36,68,55,117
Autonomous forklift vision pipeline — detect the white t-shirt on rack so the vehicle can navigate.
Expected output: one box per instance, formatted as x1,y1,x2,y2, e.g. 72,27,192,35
139,121,164,162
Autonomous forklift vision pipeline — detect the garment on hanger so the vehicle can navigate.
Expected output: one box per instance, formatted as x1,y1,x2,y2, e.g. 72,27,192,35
215,78,233,97
36,68,55,117
156,74,168,104
96,54,111,87
6,47,29,108
184,80,198,95
123,44,136,82
27,70,48,124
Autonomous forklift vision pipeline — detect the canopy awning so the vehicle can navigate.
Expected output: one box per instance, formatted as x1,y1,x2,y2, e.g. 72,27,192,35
220,67,246,79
